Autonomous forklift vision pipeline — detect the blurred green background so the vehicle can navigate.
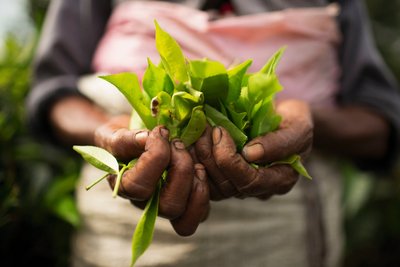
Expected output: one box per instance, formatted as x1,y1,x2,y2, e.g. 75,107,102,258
0,0,399,266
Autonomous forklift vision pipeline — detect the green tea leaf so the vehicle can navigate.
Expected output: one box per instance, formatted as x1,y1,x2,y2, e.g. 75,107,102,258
236,86,250,113
201,74,229,107
247,73,282,105
155,21,189,83
291,157,312,179
204,104,247,149
189,59,227,78
259,47,286,75
129,109,146,130
250,100,281,139
172,91,200,123
219,99,228,117
143,58,174,98
189,59,229,107
226,104,249,131
131,182,161,267
100,73,157,129
226,59,252,103
73,145,119,174
180,106,207,147
175,90,204,104
269,154,312,179
185,87,204,103
151,91,172,126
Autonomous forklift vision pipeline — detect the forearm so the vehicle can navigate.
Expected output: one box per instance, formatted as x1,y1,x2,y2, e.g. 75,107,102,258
312,105,390,160
49,95,109,146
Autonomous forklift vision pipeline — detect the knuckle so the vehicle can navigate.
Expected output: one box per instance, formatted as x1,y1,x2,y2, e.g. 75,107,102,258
109,129,125,154
236,171,265,196
151,146,170,162
216,152,240,170
196,143,213,162
121,172,154,200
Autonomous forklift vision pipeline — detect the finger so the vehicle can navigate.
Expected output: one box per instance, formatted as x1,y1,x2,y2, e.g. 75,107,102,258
95,116,149,161
114,126,170,200
213,127,298,196
242,100,313,164
107,174,130,199
171,164,210,236
195,125,238,198
129,199,147,210
207,179,226,201
158,139,194,220
212,126,253,191
189,146,223,200
188,146,200,164
241,165,299,196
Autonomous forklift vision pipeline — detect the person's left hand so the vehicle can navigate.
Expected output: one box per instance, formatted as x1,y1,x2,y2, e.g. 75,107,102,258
195,99,313,200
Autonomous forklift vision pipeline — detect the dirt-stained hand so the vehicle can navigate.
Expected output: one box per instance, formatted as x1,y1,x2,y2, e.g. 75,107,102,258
195,99,313,200
98,118,210,236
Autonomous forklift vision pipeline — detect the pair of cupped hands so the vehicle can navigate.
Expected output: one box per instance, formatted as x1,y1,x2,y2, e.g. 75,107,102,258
94,99,313,236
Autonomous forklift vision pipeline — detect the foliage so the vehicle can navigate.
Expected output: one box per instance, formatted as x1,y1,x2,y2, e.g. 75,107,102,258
0,29,80,267
0,1,399,267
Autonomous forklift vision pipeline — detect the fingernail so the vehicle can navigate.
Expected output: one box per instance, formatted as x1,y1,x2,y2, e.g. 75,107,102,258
160,127,169,139
173,140,185,150
135,131,148,142
212,127,222,145
242,143,264,162
134,131,148,147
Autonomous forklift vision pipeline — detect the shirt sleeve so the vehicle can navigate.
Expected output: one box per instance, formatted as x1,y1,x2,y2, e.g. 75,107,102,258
26,0,111,143
337,0,400,170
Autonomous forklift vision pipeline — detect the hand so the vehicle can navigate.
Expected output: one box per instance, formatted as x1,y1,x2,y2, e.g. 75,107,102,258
195,99,313,200
95,117,210,236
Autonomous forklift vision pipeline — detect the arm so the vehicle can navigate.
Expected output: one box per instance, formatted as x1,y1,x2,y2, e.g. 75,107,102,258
26,0,112,146
312,105,390,160
314,0,400,168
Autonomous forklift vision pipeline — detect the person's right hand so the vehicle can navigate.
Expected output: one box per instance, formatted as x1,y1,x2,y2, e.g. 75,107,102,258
94,116,210,236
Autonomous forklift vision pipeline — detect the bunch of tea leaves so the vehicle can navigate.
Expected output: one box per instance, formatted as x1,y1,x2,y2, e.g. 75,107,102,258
73,21,311,266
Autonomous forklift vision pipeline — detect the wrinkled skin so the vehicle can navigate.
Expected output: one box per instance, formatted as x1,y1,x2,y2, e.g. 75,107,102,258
50,95,389,236
195,99,313,200
94,119,209,236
